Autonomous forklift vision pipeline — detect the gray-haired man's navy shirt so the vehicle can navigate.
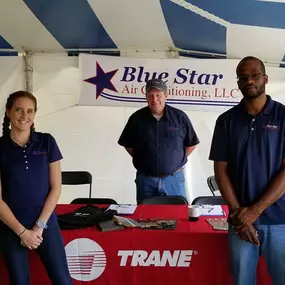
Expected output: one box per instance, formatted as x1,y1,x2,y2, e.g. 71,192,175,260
209,96,285,225
118,105,199,176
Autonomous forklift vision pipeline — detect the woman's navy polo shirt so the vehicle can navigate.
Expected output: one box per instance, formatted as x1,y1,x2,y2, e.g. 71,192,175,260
0,131,62,228
209,96,285,225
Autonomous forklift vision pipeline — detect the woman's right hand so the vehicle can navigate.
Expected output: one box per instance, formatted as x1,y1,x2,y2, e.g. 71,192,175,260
20,229,43,250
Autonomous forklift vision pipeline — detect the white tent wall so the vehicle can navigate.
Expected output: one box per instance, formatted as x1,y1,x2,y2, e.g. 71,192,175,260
29,54,217,204
36,105,219,204
0,57,25,113
33,54,79,117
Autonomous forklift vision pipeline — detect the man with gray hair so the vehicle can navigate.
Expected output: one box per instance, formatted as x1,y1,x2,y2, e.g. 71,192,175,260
118,78,199,203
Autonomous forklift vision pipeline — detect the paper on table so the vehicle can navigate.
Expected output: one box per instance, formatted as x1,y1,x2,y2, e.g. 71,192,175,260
200,205,225,216
207,218,228,231
107,204,137,215
113,215,141,227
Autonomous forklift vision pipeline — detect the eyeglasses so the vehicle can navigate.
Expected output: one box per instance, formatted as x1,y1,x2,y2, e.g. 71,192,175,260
237,72,266,83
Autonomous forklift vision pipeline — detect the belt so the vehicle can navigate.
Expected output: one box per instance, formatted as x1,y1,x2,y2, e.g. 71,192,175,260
144,167,184,178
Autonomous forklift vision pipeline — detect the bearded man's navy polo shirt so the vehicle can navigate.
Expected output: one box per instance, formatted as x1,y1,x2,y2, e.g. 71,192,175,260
0,131,62,228
209,96,285,225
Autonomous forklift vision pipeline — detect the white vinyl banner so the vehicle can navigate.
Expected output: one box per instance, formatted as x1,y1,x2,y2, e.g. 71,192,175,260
78,54,285,111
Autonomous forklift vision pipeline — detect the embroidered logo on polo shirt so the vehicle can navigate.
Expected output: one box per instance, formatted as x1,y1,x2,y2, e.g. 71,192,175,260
32,150,47,155
168,126,179,131
263,124,279,130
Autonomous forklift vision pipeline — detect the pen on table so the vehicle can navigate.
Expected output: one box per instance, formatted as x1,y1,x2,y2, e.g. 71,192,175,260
208,207,214,213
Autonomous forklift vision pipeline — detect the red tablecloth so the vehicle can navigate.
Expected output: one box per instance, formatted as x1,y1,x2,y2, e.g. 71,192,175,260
0,205,272,285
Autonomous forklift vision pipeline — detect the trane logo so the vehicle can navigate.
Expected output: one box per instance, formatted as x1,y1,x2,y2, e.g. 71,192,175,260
118,250,197,267
65,238,106,281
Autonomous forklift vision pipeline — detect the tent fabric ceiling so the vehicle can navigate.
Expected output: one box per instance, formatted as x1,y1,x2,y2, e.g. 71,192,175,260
1,0,285,66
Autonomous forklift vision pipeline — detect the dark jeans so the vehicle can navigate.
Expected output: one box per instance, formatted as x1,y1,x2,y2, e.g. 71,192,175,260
0,220,73,285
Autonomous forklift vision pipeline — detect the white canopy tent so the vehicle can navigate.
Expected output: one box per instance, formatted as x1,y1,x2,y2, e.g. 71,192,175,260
1,0,285,203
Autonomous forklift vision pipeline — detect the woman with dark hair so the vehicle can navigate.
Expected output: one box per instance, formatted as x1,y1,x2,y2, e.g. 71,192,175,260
0,91,72,284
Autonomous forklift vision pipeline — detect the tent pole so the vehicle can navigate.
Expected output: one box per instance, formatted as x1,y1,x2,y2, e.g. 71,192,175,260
24,51,33,93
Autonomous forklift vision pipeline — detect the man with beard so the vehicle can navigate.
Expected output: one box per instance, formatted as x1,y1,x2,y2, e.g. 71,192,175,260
209,56,285,285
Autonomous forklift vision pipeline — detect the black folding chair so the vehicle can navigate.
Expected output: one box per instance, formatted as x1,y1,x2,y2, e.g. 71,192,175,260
70,198,118,205
207,176,220,196
191,196,226,205
139,195,188,205
61,171,92,198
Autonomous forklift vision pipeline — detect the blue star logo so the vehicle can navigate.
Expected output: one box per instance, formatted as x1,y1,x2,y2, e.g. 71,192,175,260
84,62,119,99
